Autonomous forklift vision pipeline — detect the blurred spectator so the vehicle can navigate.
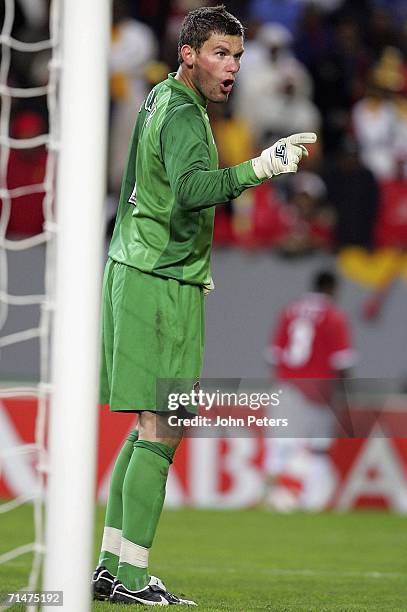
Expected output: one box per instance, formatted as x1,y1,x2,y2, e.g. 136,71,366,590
307,17,372,153
365,6,405,58
293,3,331,69
374,156,407,248
278,172,333,255
352,49,407,180
271,172,333,256
0,111,47,237
323,137,379,248
109,0,158,192
262,70,321,143
248,0,305,34
234,23,313,146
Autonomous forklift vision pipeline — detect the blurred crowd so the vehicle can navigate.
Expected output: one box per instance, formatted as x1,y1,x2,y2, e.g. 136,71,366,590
1,0,407,257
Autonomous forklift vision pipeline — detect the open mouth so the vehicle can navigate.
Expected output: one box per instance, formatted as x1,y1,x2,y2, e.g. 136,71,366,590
220,79,234,94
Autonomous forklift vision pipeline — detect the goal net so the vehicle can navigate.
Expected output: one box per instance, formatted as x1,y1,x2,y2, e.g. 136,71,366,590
0,1,110,610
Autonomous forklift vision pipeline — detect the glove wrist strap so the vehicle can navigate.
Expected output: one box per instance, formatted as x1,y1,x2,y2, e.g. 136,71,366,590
251,156,270,180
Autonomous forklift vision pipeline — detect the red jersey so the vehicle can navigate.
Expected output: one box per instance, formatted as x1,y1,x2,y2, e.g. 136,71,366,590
268,293,357,380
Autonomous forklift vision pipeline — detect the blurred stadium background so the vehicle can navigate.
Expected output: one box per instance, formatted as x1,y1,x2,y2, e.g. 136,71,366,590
1,0,407,609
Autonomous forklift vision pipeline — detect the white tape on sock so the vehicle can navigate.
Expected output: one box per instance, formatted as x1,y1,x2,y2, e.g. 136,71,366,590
120,537,149,568
101,526,122,556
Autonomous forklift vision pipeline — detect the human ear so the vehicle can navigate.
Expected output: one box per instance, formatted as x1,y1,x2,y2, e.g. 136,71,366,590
180,44,195,68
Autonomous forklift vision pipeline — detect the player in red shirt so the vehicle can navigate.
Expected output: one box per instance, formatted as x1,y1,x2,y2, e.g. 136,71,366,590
263,270,358,510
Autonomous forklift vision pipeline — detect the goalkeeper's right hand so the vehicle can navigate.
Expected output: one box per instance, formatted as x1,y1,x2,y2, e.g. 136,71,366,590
251,133,317,180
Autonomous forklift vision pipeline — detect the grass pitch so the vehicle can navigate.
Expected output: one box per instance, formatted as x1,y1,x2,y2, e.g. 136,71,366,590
0,505,406,611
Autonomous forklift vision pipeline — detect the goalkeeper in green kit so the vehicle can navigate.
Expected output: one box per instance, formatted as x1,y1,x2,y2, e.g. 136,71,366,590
93,4,316,606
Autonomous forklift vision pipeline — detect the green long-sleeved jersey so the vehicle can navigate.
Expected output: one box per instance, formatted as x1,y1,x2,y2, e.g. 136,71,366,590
109,72,262,286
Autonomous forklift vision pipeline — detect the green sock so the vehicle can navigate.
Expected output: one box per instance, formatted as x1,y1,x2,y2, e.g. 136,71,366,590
117,440,175,591
98,429,139,574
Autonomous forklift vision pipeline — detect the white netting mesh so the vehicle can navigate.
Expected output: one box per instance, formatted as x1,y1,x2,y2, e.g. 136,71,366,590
0,0,60,609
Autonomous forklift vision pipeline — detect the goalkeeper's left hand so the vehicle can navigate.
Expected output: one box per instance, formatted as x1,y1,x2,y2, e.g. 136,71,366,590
203,278,215,296
252,132,317,180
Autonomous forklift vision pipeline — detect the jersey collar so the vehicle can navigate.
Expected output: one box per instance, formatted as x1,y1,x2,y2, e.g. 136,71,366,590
167,72,207,108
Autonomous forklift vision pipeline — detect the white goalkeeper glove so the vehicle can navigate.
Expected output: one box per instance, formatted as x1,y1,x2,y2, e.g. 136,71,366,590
252,133,317,180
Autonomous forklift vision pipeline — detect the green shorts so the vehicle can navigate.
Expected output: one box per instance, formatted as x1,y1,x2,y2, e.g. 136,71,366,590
99,258,205,412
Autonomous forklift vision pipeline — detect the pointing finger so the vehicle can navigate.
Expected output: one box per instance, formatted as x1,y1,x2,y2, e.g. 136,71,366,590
287,133,317,145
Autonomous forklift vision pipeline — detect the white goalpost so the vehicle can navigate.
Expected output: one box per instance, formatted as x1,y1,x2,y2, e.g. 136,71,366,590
0,0,110,607
43,1,110,611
